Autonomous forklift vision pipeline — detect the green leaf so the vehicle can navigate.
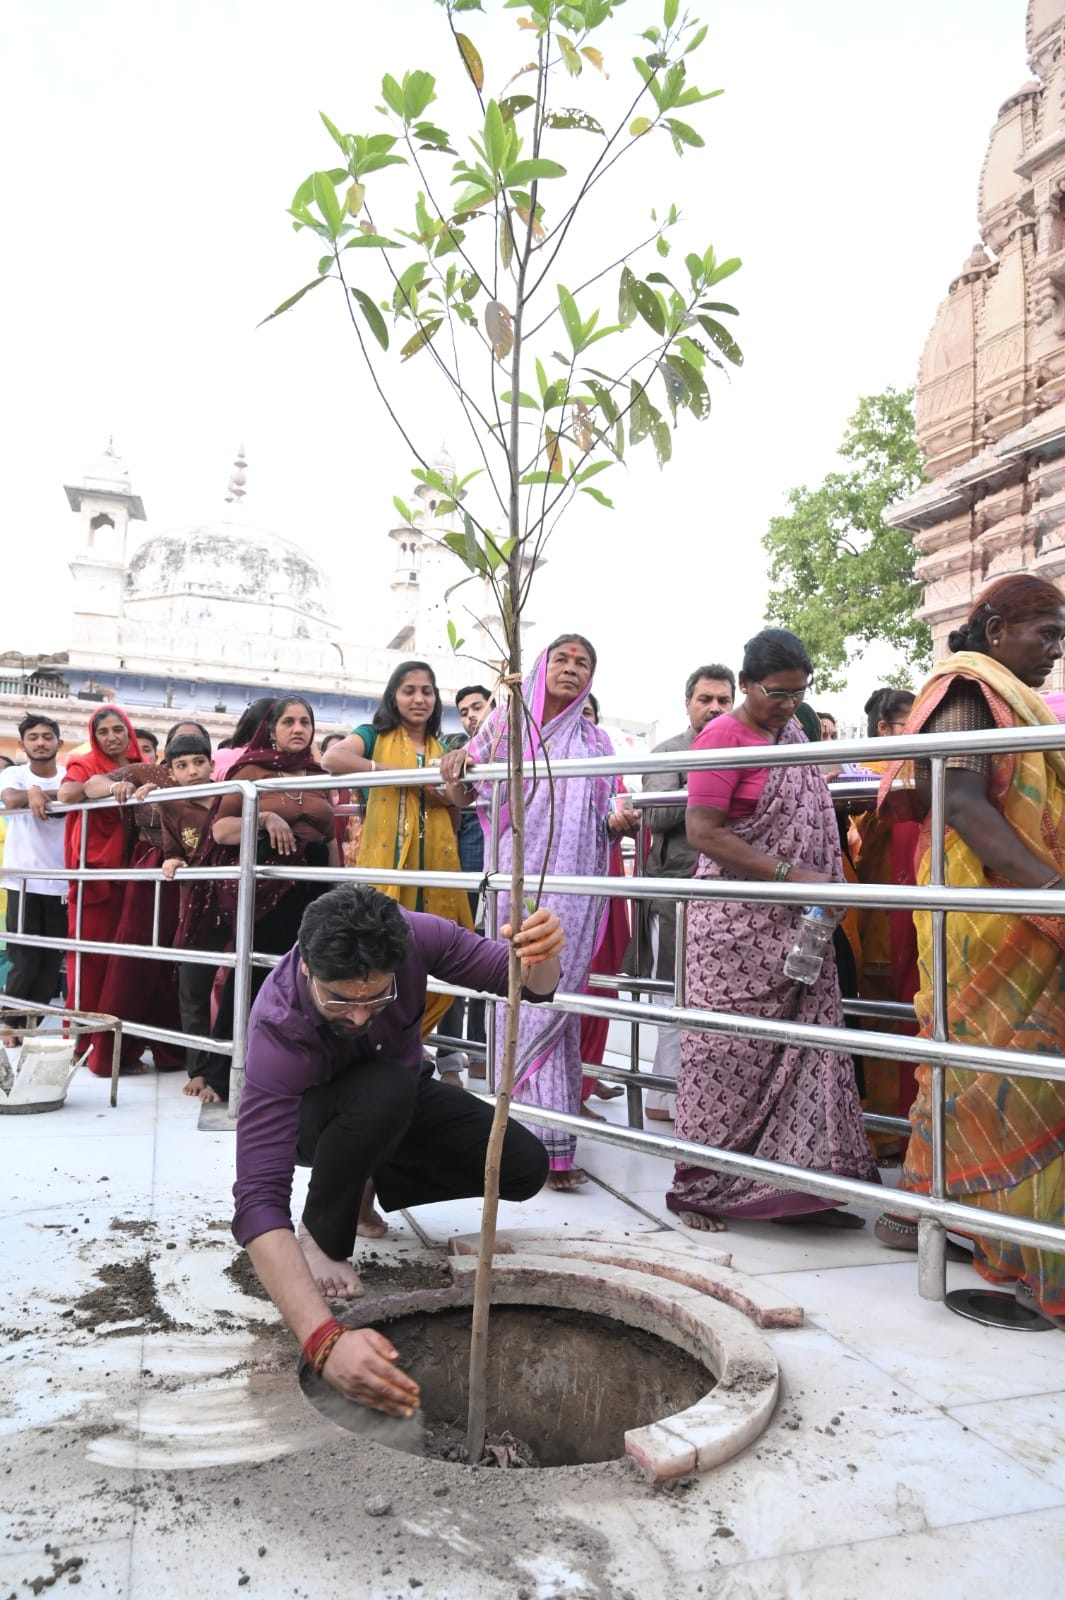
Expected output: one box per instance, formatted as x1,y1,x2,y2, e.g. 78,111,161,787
575,459,613,482
543,108,605,135
257,275,330,326
320,111,349,154
557,284,583,349
656,235,670,257
317,254,333,276
500,389,541,410
341,233,401,249
557,34,581,75
697,315,744,366
351,287,388,350
447,618,466,653
618,265,637,326
500,94,536,121
400,318,443,360
652,418,672,467
504,158,566,185
580,485,614,508
381,74,404,117
403,70,436,122
457,32,485,90
462,511,480,570
684,23,708,54
312,172,343,239
664,0,679,26
706,256,742,286
393,496,413,524
483,99,506,172
629,115,653,137
665,117,705,153
630,276,665,335
535,357,549,402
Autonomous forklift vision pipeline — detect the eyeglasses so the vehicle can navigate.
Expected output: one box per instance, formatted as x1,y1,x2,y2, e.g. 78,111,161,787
311,974,398,1016
753,683,809,707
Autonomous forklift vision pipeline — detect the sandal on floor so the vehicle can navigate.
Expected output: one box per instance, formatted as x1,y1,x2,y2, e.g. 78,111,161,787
874,1212,971,1262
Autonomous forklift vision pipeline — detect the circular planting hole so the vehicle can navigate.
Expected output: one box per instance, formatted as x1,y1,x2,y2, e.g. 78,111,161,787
301,1303,714,1467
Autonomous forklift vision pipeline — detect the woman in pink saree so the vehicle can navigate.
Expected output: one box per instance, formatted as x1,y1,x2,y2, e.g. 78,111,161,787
667,628,878,1231
440,634,637,1190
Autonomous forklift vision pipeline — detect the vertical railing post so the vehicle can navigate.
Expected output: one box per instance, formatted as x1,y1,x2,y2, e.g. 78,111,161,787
626,819,646,1128
919,756,949,1301
74,807,87,1011
226,780,260,1122
484,781,501,1095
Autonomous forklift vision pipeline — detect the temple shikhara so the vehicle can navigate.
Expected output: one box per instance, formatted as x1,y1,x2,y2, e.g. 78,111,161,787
890,0,1065,678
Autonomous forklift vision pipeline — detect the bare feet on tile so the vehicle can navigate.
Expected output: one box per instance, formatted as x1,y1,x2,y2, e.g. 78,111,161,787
356,1180,389,1240
547,1168,590,1191
678,1210,727,1233
297,1223,364,1299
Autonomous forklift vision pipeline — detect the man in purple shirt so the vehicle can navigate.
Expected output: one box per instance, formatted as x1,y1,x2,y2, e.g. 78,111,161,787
234,882,562,1415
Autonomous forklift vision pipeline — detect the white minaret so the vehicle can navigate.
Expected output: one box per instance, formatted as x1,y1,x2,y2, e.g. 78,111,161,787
66,439,146,629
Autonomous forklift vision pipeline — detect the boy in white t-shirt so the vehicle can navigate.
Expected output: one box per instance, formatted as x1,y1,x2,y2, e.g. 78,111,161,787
1,714,67,1033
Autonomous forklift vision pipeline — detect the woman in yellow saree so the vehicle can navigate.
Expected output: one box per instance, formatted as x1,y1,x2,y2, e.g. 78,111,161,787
875,575,1065,1323
321,659,472,1041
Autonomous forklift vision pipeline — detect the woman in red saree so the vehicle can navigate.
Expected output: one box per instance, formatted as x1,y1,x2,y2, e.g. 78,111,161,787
58,705,142,1076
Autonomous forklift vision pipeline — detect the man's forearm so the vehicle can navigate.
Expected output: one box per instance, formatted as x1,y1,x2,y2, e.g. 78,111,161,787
521,956,561,996
244,1227,332,1344
0,789,29,810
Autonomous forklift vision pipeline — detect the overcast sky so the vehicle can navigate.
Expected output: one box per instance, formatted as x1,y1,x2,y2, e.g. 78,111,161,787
2,0,1026,732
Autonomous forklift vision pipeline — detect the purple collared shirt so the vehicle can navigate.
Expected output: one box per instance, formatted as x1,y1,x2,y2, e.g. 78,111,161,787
232,910,551,1247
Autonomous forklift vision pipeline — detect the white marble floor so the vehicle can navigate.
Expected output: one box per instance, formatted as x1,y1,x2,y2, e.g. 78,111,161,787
2,1059,1064,1600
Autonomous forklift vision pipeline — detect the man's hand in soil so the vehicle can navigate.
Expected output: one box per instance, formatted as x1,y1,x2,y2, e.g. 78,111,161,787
323,1328,421,1416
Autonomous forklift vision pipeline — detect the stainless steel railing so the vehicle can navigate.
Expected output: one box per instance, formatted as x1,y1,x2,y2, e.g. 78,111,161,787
3,720,1064,1309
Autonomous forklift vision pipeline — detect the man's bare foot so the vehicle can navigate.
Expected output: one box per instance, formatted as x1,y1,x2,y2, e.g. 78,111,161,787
183,1075,205,1098
580,1102,606,1122
646,1106,674,1122
592,1081,624,1100
356,1180,389,1240
678,1209,727,1233
197,1085,223,1104
547,1168,590,1191
773,1208,865,1230
297,1223,364,1299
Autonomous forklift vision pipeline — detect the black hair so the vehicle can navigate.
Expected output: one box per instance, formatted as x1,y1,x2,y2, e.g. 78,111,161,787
685,663,736,701
18,713,60,741
0,755,14,770
164,734,212,763
268,695,315,738
740,627,814,682
816,710,837,726
544,632,597,671
864,687,915,738
319,732,345,754
221,696,276,749
455,684,491,708
443,730,470,753
583,692,600,723
373,660,442,739
91,707,128,734
166,719,212,751
298,884,413,981
947,574,1064,654
134,728,159,753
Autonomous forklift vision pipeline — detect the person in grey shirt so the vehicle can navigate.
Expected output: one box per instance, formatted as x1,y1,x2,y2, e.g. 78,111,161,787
631,664,735,1119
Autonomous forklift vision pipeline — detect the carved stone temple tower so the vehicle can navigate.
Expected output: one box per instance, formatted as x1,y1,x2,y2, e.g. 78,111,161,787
888,0,1065,677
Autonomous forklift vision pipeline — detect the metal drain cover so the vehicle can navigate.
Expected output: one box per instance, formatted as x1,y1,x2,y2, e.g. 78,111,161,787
945,1289,1056,1331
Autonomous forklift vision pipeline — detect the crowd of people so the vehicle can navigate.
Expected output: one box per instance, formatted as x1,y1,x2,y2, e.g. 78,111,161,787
3,579,1065,1355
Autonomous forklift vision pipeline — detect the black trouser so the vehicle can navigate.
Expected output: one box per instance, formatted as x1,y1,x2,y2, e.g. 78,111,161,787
206,882,327,1099
296,1062,548,1261
178,924,228,1079
2,891,67,1026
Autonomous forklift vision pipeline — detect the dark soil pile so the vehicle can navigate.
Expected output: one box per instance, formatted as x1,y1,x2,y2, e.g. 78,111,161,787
70,1255,188,1336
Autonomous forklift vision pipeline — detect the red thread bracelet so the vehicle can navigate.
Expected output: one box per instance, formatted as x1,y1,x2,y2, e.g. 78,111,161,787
302,1317,342,1364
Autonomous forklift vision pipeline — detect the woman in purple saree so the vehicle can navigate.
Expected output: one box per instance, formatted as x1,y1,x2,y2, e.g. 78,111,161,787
667,628,878,1231
442,634,636,1190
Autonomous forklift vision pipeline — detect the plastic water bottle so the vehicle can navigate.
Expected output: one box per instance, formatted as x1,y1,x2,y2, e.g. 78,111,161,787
784,906,834,985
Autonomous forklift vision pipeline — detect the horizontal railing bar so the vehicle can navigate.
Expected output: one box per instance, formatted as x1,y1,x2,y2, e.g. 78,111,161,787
0,930,238,968
0,865,240,883
491,1100,1065,1255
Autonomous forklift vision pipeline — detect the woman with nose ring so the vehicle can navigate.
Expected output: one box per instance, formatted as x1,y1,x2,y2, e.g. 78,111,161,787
874,575,1065,1326
667,627,877,1232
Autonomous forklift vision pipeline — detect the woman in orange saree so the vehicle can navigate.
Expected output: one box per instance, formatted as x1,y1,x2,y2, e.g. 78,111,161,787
875,576,1065,1322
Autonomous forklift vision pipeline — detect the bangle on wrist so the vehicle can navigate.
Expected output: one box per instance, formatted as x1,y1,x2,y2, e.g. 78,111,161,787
774,860,793,882
302,1317,345,1374
1039,872,1062,889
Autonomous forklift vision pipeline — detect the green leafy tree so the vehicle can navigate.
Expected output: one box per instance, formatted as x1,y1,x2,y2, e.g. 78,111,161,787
265,0,741,1460
762,387,929,691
